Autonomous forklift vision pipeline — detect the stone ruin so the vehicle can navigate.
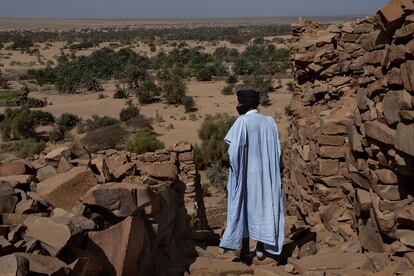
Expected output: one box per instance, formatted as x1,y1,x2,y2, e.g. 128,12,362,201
0,139,207,275
282,0,414,273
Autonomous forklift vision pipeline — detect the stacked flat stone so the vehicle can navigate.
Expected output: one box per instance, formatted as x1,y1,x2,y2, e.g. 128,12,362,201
0,139,206,275
284,0,414,263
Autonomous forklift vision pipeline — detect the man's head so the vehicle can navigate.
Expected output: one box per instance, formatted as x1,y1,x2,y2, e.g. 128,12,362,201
236,89,260,115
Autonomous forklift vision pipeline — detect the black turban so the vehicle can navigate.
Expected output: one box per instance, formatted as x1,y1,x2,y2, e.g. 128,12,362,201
237,89,260,108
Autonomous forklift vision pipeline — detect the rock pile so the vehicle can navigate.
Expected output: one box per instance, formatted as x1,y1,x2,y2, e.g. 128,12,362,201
0,139,206,275
284,0,414,273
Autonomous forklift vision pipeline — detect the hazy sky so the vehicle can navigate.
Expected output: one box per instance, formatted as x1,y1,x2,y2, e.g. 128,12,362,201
0,0,388,18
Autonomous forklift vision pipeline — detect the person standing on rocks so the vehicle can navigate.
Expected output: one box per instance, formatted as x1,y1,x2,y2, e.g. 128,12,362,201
219,89,285,262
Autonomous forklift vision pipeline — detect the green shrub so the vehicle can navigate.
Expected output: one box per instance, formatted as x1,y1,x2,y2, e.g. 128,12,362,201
240,75,273,106
0,71,9,89
79,115,119,133
125,128,164,154
287,81,295,92
81,77,104,92
113,86,129,99
226,74,238,84
0,107,54,140
124,115,153,129
161,72,187,104
207,161,228,193
221,84,235,96
195,67,214,81
119,101,139,122
182,96,195,113
198,113,236,167
81,124,128,152
135,78,160,105
16,139,45,158
51,113,80,142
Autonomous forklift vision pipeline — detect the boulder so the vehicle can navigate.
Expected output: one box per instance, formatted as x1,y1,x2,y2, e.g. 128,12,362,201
86,216,144,276
90,157,111,182
0,254,29,276
36,167,97,211
69,139,90,159
45,146,70,161
383,91,402,125
396,203,414,228
81,182,151,217
36,165,57,182
375,169,398,184
378,0,414,32
395,123,414,157
0,182,18,213
401,61,414,92
14,253,69,275
25,217,75,256
144,163,178,181
0,160,33,177
364,121,396,145
57,157,73,174
0,175,33,188
288,252,368,274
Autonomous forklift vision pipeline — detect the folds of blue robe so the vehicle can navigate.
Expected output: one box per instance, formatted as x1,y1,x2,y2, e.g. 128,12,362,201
219,110,285,255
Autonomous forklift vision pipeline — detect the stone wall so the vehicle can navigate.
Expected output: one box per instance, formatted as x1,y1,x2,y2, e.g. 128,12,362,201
284,0,414,257
0,139,206,275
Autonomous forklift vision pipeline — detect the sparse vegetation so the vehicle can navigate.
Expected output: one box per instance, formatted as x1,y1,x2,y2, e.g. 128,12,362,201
182,96,195,112
125,128,164,154
119,100,139,122
50,113,80,142
79,115,119,133
81,124,128,152
161,71,187,104
16,139,45,158
197,113,236,167
207,161,229,194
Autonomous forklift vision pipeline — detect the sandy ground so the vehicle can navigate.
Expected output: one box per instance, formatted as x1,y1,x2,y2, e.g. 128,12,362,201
0,79,292,148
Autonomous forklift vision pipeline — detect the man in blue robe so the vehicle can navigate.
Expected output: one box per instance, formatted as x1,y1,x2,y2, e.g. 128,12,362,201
219,89,285,261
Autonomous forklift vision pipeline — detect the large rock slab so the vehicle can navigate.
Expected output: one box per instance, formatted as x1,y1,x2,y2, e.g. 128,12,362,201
365,121,396,145
81,182,151,217
0,254,29,276
15,253,69,275
37,167,97,211
395,123,414,157
86,216,144,276
288,252,368,274
25,217,75,256
0,181,18,213
144,163,178,181
0,160,33,177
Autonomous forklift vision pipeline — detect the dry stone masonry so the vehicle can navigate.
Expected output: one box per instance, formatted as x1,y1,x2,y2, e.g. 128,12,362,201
284,0,414,272
0,139,207,275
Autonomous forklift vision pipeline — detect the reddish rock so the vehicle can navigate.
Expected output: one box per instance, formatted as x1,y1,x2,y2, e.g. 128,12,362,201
375,169,398,184
144,163,178,181
26,217,75,256
36,165,57,182
57,157,73,174
315,159,339,176
0,254,29,275
396,203,414,228
401,61,414,92
395,123,414,157
0,175,33,188
91,157,111,182
0,160,33,177
318,135,345,146
289,252,367,274
378,0,414,31
383,91,402,125
37,167,97,211
318,146,345,159
81,182,151,217
15,253,69,275
367,79,387,97
86,216,144,276
364,121,396,145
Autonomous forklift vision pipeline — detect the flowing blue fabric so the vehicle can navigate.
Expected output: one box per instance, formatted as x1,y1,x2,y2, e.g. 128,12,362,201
219,110,285,255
